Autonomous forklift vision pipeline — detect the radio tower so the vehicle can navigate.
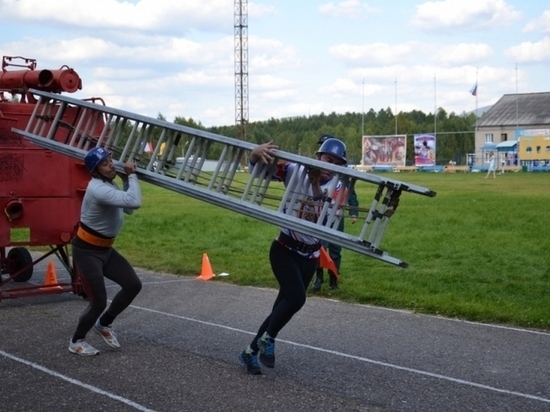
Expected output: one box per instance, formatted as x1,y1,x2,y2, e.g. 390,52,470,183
234,0,248,141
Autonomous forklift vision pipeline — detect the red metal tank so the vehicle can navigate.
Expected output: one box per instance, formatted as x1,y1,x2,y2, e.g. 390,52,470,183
0,55,102,299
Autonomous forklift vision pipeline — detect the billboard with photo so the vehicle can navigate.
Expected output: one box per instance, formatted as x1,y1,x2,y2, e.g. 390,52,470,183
414,134,436,166
517,129,550,161
362,135,406,166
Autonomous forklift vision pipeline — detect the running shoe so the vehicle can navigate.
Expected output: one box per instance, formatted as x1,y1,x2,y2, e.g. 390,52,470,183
238,348,262,375
68,339,99,356
93,320,120,349
257,332,275,368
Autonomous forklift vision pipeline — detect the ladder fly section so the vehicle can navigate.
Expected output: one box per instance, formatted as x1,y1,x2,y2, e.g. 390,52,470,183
13,89,436,267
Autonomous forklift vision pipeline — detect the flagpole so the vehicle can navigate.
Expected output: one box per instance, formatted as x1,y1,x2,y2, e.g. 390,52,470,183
361,78,365,138
434,73,437,136
515,63,519,135
469,69,479,168
475,67,478,120
394,77,397,135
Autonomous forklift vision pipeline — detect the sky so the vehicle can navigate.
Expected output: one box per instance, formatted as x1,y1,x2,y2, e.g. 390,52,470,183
0,0,549,128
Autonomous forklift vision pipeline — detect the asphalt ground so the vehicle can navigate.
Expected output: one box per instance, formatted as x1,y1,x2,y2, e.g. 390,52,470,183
0,256,549,412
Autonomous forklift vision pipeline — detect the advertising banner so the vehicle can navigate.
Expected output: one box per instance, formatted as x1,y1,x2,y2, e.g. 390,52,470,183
362,135,406,166
414,134,436,166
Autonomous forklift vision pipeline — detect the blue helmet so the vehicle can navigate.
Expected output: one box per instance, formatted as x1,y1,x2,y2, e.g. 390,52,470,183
318,133,336,145
84,147,111,172
317,138,347,165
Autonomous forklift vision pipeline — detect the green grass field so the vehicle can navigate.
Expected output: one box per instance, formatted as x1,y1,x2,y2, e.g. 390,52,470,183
115,172,550,331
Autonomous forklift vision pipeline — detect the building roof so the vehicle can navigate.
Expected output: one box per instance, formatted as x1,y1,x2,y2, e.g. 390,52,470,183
476,92,550,127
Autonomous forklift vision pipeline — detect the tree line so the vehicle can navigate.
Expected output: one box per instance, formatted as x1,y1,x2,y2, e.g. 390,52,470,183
170,107,478,166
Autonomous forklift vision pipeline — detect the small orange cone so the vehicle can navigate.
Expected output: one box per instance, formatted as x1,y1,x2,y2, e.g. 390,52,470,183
319,246,339,278
197,253,215,281
40,261,63,290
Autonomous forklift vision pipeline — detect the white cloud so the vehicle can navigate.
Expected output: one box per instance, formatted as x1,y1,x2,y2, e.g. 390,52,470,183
346,64,511,92
318,77,360,97
82,80,115,96
248,3,278,18
329,41,492,67
0,0,233,34
261,89,299,100
91,67,152,81
431,43,493,65
318,0,380,20
1,34,234,72
523,10,550,34
505,36,550,62
201,105,228,121
329,42,421,65
249,37,301,71
411,0,522,31
251,74,294,91
1,0,545,127
0,36,115,63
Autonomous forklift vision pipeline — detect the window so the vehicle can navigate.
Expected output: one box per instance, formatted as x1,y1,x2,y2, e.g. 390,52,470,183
485,133,493,143
501,133,507,141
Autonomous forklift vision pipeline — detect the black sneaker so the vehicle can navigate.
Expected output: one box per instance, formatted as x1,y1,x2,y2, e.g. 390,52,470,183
238,349,262,375
329,273,339,290
257,332,275,368
312,276,323,292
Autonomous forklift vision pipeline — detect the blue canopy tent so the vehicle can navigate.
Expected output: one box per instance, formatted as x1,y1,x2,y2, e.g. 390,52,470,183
481,142,497,151
496,140,518,167
496,140,518,152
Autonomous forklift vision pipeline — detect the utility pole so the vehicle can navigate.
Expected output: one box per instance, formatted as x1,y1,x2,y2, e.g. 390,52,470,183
234,0,248,141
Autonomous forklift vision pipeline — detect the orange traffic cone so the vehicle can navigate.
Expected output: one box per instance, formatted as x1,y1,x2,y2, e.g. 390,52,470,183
197,253,215,281
40,261,63,290
319,246,339,278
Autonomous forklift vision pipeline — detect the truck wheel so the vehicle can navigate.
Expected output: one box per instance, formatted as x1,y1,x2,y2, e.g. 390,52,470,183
8,247,33,282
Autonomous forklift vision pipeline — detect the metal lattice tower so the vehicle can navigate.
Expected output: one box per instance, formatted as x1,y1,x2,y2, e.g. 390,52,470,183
234,0,248,141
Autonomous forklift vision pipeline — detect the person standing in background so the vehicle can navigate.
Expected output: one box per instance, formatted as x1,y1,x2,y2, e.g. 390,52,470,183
486,151,496,179
312,134,359,291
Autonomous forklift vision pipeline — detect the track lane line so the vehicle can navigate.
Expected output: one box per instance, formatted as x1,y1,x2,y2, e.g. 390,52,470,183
131,304,550,405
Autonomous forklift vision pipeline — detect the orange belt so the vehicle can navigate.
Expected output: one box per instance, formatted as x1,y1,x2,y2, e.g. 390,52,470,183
76,226,115,248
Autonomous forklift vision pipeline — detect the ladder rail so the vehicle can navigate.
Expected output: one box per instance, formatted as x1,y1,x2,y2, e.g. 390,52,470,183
25,90,435,196
12,89,438,268
14,129,411,267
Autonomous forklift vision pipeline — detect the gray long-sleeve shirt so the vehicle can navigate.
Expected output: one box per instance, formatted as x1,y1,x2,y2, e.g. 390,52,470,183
80,174,141,238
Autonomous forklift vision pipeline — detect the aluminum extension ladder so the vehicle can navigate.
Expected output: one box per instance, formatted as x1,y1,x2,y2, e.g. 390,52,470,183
13,89,436,267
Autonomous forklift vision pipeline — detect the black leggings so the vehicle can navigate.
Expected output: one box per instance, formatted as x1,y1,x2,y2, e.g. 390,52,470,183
72,243,142,340
250,240,318,352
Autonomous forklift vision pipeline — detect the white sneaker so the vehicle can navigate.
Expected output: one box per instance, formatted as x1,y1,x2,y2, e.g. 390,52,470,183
68,339,99,356
93,320,120,349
